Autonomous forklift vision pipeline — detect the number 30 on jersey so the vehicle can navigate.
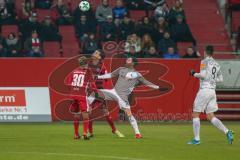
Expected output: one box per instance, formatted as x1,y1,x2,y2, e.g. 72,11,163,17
71,74,85,87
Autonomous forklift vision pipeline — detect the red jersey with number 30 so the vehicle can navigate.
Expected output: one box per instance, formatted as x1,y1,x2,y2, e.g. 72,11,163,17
65,67,96,96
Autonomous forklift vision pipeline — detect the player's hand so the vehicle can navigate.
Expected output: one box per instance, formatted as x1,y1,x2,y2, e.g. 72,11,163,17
158,87,168,92
189,69,196,76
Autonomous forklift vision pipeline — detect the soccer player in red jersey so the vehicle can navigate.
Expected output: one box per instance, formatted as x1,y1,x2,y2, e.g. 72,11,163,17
65,56,96,140
88,50,124,138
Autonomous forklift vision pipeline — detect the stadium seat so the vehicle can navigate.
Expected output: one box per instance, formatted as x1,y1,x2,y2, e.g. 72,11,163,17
129,10,146,22
61,39,80,57
177,42,193,56
1,25,19,37
43,42,61,57
36,9,52,22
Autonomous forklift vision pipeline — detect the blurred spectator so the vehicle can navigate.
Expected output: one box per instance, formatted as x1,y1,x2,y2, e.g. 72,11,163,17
40,16,62,42
141,34,155,55
112,0,128,20
100,15,117,41
136,16,155,37
73,2,95,25
0,1,16,24
144,0,165,10
19,12,42,41
82,33,100,54
6,32,22,57
143,46,160,58
5,0,15,11
153,16,168,42
118,15,135,40
0,31,7,48
95,0,112,24
0,43,7,56
55,0,73,25
22,0,35,19
169,0,185,24
75,15,95,41
35,0,52,9
125,33,141,53
182,47,200,58
124,45,138,58
124,0,145,10
154,2,169,21
170,15,196,45
24,31,44,57
157,31,176,54
163,46,179,59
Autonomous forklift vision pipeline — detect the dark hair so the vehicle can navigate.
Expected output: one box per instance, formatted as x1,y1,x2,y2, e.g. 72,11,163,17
205,45,214,55
97,49,106,59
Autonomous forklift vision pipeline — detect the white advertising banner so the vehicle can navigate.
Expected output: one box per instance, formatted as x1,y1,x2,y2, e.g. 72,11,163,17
0,87,52,122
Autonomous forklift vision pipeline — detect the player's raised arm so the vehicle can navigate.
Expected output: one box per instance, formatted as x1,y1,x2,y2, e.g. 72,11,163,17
97,67,122,79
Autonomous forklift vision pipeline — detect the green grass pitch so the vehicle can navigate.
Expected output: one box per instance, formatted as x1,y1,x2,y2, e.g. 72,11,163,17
0,122,239,160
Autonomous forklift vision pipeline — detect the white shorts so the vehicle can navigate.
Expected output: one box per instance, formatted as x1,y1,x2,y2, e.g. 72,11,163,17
193,89,218,114
99,89,130,110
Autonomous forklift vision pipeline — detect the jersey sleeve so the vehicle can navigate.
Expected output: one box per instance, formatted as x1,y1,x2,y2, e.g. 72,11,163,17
101,64,111,89
194,60,207,79
98,67,122,79
137,73,159,89
65,71,73,86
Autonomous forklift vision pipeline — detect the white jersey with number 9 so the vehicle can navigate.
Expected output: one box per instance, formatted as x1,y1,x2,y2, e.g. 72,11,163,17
198,56,223,90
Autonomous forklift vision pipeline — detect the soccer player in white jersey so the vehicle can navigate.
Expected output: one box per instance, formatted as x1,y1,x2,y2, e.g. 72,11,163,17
95,57,167,138
188,45,234,145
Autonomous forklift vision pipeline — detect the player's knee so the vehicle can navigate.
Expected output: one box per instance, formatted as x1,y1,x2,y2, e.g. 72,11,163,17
192,112,200,118
206,113,215,121
124,108,132,117
82,112,89,119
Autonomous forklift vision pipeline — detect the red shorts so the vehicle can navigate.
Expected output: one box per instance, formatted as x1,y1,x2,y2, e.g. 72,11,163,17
69,96,89,113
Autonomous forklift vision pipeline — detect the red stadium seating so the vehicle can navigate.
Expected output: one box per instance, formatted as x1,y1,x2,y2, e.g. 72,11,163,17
129,10,146,22
177,42,194,56
1,25,19,37
62,43,80,57
43,42,61,57
36,9,52,22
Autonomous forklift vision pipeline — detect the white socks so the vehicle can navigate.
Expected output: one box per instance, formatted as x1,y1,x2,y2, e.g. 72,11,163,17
193,118,200,141
211,117,229,134
128,115,140,134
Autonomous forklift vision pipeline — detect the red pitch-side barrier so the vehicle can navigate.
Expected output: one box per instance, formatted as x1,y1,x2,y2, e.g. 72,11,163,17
0,58,200,121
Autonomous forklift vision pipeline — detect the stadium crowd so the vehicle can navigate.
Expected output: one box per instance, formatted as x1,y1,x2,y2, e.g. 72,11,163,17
0,0,200,58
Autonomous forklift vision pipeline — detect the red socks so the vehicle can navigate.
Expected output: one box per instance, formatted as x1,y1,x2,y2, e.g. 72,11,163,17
73,117,79,136
105,115,116,132
88,120,93,135
83,118,89,136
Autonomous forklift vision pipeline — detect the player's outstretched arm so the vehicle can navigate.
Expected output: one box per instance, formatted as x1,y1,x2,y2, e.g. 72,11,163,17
97,67,122,79
138,75,168,92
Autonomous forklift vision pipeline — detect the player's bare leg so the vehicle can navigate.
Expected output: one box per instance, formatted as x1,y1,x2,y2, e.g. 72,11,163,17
95,92,125,137
207,113,234,144
82,112,90,140
124,108,142,139
73,114,80,139
102,106,125,138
